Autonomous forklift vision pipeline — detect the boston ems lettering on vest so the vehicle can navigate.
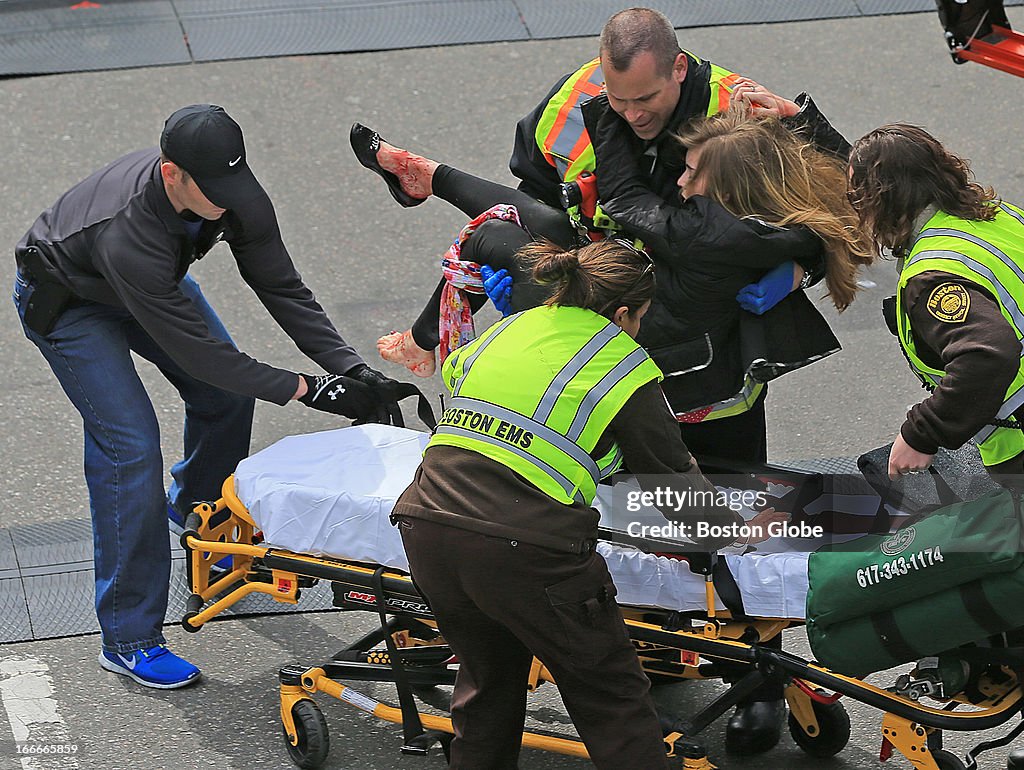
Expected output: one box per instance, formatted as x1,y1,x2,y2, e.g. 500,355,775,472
428,305,662,506
438,406,534,449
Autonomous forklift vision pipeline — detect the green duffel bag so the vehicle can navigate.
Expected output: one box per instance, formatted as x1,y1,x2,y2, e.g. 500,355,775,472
807,563,1024,677
807,488,1023,627
806,487,1024,676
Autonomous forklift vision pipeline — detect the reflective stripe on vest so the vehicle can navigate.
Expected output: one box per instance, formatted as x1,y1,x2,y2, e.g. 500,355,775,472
897,204,1024,465
447,312,521,396
707,65,742,116
596,443,624,478
536,58,604,183
430,305,663,505
674,377,764,422
438,396,596,504
704,378,765,421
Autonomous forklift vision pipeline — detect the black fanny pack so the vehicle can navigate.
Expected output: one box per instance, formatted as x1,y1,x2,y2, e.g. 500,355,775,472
19,247,73,336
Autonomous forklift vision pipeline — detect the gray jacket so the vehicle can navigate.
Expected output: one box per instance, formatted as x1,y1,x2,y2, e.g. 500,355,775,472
16,148,362,404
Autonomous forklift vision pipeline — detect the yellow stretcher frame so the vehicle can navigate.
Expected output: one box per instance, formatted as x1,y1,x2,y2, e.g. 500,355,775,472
180,475,1024,770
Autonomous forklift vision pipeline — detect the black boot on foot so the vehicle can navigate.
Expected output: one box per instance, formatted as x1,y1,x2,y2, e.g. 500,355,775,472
725,699,786,755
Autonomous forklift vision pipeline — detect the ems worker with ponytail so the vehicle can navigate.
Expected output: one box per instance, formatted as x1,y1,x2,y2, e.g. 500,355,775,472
848,124,1024,481
393,239,784,770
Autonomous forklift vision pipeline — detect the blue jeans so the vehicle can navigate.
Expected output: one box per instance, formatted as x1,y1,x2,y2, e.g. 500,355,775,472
14,272,255,653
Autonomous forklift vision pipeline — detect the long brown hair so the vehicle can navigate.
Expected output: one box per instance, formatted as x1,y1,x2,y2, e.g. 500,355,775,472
677,110,874,311
849,123,997,253
518,239,655,320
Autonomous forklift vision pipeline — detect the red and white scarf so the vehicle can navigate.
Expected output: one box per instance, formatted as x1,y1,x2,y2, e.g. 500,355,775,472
438,204,522,364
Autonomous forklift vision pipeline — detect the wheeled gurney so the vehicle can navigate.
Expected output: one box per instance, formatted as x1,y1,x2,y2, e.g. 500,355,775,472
179,425,1024,769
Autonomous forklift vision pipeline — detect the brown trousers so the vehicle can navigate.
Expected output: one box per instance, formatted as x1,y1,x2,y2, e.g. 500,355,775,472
399,517,670,770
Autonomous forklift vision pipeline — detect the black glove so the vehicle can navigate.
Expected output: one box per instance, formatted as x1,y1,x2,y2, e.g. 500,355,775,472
346,364,405,427
298,373,390,424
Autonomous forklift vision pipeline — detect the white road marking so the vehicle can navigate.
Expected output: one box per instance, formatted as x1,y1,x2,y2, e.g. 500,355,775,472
0,656,77,769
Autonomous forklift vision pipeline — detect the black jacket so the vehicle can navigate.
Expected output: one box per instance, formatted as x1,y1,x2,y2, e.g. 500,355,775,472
16,148,363,404
510,59,849,412
627,197,837,412
580,92,848,412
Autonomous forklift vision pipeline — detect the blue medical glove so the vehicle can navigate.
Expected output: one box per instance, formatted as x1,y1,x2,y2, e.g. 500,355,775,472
480,264,513,317
736,261,796,315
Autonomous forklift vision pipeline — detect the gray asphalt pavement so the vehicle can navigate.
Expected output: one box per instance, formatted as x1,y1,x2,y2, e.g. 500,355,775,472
2,9,1023,770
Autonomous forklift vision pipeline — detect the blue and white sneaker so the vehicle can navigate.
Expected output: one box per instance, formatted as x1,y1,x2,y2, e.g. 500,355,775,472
99,645,201,689
168,504,232,574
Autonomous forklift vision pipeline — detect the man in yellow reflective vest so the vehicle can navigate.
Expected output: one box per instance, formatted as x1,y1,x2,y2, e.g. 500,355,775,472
849,124,1024,483
512,8,745,231
509,7,834,237
507,8,841,440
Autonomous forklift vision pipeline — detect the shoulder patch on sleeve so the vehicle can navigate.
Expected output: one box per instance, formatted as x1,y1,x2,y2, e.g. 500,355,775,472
926,282,971,323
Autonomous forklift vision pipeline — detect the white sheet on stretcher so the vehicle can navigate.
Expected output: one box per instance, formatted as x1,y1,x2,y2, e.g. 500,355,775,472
235,425,810,619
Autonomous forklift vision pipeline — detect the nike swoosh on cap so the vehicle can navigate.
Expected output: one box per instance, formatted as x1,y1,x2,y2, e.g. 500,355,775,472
229,155,242,167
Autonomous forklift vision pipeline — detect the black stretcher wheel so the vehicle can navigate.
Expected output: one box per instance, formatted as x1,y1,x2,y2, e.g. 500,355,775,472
931,748,969,770
283,698,330,769
787,695,851,758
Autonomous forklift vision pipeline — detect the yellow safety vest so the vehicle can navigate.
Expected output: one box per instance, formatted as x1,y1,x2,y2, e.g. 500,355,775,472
897,204,1024,466
534,54,741,232
429,305,663,505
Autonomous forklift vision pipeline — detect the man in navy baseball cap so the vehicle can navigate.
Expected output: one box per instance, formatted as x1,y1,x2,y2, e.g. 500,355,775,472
160,103,263,210
14,101,411,691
